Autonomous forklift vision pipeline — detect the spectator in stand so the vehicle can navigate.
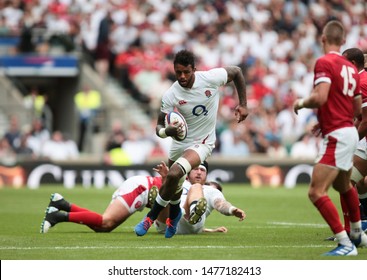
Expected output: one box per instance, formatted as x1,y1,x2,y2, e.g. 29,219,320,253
103,120,131,166
289,132,319,160
94,10,113,81
74,85,101,152
122,124,153,164
23,87,53,131
114,45,152,104
41,130,79,161
26,118,50,157
266,135,288,158
148,140,168,160
0,136,17,165
220,124,251,157
14,131,36,159
104,120,125,152
4,115,21,151
276,91,310,152
24,87,45,119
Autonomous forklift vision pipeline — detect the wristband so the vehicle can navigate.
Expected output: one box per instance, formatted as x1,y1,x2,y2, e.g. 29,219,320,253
229,206,236,215
158,128,167,138
298,99,305,108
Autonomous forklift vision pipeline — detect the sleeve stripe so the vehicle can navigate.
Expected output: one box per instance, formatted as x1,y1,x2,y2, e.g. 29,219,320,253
314,76,331,85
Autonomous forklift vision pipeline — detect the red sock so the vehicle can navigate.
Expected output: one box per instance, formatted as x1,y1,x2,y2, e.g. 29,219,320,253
340,187,361,223
314,196,344,234
340,195,350,233
68,211,103,227
70,204,91,212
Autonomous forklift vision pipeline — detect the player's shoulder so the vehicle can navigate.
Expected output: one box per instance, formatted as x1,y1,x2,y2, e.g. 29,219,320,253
196,68,226,77
203,184,223,196
320,52,352,65
317,53,355,73
195,68,227,85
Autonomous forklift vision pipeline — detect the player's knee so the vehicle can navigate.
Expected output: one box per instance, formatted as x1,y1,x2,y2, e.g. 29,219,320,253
100,218,117,232
308,187,321,203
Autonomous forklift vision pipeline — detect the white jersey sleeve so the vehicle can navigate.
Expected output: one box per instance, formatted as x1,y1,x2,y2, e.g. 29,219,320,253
202,185,226,217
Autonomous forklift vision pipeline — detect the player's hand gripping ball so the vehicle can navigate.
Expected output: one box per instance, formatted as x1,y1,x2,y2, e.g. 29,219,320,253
165,111,188,141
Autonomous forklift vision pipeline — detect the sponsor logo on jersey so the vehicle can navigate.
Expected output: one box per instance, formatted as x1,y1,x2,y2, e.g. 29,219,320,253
205,90,212,97
135,201,142,209
178,100,187,105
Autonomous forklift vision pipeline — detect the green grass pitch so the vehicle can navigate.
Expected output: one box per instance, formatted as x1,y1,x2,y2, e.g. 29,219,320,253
0,184,366,260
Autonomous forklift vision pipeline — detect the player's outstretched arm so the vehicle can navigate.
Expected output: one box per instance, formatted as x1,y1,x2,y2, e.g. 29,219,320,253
214,198,246,221
203,226,228,233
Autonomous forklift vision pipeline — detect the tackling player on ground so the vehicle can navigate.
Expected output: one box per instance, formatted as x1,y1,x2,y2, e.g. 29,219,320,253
154,163,246,235
40,162,167,233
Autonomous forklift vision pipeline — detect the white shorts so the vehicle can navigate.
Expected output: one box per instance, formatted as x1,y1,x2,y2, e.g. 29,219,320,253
316,127,358,171
354,138,367,160
111,176,151,214
169,142,214,162
176,215,206,234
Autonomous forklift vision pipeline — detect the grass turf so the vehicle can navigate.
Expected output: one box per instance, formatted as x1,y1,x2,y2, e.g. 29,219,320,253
0,184,366,260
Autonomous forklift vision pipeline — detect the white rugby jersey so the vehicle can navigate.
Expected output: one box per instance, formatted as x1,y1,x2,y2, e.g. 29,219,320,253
161,68,228,146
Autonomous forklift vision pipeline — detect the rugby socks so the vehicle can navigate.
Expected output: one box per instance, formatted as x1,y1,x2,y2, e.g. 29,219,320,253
169,199,181,219
148,194,168,220
339,195,350,234
68,211,103,227
340,187,361,223
55,202,103,227
314,196,344,234
70,204,91,212
359,194,367,218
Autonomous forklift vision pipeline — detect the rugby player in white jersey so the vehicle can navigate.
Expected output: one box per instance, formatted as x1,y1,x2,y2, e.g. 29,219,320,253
155,179,246,235
135,49,248,238
153,161,246,235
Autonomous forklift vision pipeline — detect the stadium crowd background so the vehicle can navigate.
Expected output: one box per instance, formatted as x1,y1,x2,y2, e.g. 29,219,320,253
0,0,367,165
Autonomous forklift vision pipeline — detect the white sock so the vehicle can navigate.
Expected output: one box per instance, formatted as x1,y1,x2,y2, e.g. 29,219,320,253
335,231,353,247
350,221,362,239
189,200,198,213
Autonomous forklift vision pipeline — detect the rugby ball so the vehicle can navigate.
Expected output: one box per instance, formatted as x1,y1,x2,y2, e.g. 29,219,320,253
165,111,188,141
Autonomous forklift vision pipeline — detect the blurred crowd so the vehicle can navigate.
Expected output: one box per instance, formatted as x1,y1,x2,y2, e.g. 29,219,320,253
0,0,367,164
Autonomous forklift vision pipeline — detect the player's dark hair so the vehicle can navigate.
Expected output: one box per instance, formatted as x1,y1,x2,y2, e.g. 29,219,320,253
188,161,209,175
342,48,365,70
174,50,196,68
209,181,223,192
201,160,209,172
